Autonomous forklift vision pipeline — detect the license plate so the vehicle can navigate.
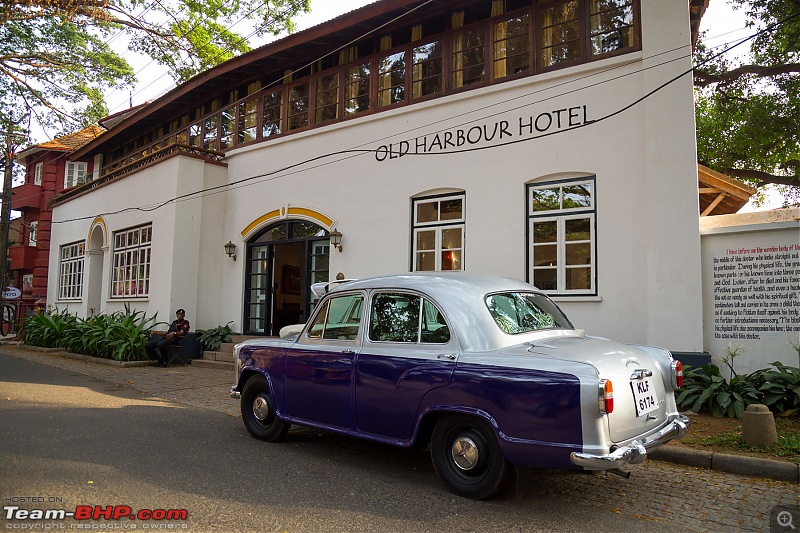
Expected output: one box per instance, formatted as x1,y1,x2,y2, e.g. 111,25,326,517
630,377,659,416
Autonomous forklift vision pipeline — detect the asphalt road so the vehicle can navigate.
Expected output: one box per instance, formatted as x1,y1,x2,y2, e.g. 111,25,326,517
0,351,795,532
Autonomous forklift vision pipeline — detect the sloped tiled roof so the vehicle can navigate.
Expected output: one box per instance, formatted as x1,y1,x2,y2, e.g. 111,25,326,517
18,125,105,159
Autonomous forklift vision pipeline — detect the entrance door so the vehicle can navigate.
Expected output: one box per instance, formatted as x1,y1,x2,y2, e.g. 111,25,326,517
243,221,330,336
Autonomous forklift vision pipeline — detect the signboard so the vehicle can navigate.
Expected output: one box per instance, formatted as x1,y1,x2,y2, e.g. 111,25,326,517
3,287,21,300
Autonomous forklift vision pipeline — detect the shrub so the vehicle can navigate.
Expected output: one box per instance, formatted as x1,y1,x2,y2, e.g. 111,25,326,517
22,309,78,349
677,364,762,418
750,362,800,416
196,322,235,352
22,306,160,362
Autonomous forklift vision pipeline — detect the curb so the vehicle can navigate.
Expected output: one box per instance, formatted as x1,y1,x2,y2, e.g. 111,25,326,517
1,342,157,368
649,446,799,483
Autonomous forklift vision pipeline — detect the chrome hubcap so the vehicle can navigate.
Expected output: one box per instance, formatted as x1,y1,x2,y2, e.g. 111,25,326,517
252,396,270,421
451,436,479,471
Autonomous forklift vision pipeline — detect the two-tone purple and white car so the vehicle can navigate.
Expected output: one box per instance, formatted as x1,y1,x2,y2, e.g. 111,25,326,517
230,273,688,499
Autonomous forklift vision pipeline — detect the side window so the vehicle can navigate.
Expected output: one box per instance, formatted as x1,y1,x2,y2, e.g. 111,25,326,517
370,293,421,342
369,293,451,344
307,294,363,341
307,300,329,338
420,299,451,343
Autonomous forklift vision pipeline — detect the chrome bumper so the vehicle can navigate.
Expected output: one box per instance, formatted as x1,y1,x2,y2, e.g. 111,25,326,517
570,414,690,470
229,386,241,399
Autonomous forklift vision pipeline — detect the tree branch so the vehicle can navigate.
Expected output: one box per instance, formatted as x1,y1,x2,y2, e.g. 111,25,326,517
723,167,799,187
694,63,800,87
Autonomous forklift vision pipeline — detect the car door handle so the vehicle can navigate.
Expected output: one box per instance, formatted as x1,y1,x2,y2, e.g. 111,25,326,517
341,349,356,355
437,353,457,361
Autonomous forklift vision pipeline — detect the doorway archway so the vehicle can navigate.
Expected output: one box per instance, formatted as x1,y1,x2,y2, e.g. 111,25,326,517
244,220,330,335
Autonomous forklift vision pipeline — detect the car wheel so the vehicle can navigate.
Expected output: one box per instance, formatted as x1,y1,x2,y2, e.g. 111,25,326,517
240,374,290,442
431,415,512,499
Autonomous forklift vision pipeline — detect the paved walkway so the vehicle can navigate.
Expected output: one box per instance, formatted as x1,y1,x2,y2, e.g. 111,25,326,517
2,344,240,418
2,344,798,532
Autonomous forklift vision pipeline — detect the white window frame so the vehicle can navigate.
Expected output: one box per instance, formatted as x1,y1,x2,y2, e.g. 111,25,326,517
527,178,596,296
411,193,465,272
33,162,43,186
59,241,85,300
64,161,88,188
111,224,152,298
28,221,38,247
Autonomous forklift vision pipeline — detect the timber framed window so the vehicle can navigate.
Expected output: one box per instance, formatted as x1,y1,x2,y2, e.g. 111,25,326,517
64,161,87,188
527,178,596,295
412,193,465,272
59,241,85,300
34,162,43,185
111,224,152,298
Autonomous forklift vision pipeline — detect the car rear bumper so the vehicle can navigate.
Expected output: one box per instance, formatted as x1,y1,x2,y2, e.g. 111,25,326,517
230,386,241,399
569,414,690,470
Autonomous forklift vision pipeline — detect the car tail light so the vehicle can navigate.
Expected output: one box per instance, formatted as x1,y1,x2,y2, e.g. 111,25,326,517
598,379,614,414
671,360,683,389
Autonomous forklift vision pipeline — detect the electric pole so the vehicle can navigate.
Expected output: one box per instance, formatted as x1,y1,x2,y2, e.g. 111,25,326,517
0,120,14,288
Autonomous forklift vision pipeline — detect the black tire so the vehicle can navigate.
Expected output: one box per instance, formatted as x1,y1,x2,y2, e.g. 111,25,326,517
240,374,290,442
431,415,512,499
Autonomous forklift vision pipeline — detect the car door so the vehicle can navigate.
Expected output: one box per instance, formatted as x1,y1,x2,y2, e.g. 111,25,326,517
355,291,458,440
283,291,364,429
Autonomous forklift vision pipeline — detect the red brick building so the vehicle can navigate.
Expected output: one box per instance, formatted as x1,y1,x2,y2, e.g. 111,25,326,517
10,126,105,312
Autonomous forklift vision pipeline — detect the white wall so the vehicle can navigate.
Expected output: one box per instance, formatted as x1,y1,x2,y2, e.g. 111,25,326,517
700,209,800,374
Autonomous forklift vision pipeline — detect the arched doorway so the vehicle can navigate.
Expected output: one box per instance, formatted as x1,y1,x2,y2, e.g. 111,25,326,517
244,220,330,336
86,219,107,316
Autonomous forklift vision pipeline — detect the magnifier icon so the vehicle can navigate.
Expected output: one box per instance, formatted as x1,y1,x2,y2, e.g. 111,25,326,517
779,511,796,530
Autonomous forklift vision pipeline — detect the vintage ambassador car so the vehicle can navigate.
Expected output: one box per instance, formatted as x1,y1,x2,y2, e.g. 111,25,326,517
230,273,688,499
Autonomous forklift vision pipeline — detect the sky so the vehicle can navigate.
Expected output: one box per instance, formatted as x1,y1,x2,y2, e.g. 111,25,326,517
44,0,786,211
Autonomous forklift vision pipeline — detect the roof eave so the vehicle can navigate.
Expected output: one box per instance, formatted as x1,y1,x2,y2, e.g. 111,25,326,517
71,0,425,160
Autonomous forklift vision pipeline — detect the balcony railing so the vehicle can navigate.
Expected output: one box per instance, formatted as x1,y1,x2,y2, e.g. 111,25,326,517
52,143,225,206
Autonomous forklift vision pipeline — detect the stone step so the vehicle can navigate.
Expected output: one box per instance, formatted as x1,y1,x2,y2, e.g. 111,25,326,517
217,342,237,354
192,359,234,371
230,335,262,344
203,350,234,363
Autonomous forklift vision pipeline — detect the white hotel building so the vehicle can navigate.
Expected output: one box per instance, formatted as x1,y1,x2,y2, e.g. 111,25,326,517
49,0,707,353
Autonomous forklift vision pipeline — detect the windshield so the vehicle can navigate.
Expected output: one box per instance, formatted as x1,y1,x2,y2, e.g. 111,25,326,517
485,292,573,334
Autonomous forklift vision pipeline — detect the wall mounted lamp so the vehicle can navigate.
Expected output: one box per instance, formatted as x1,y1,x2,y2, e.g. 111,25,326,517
329,229,343,252
224,240,237,261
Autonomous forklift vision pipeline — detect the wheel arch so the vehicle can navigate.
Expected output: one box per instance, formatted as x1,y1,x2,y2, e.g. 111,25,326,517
414,406,502,448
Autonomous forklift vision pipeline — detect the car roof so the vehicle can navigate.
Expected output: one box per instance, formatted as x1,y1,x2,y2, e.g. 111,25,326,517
324,273,553,352
328,272,541,298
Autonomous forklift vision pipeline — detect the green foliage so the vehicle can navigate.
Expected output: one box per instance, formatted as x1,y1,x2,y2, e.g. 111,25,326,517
694,0,800,202
196,322,234,352
677,364,762,418
22,309,79,349
1,0,310,139
750,362,800,415
678,361,800,418
23,306,159,361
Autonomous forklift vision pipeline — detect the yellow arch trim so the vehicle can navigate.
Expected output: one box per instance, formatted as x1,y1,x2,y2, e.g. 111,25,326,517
86,217,109,249
241,207,334,239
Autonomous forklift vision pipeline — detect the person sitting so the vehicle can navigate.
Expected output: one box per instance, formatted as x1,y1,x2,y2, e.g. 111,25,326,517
145,308,190,367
